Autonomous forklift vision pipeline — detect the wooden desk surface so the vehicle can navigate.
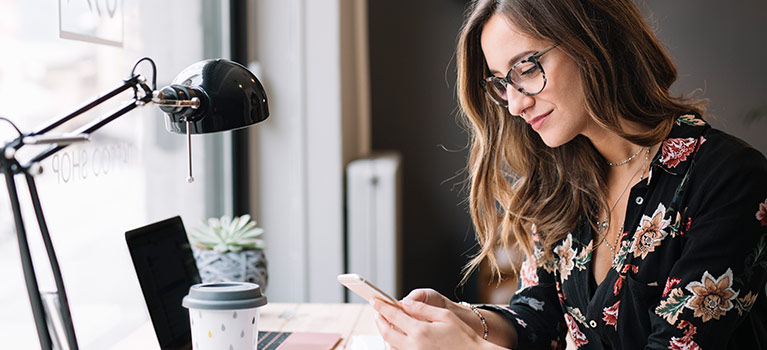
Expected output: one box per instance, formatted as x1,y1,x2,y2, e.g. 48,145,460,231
111,302,379,350
260,303,378,349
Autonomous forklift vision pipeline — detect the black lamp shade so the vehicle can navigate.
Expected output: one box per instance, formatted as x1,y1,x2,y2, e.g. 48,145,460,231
159,59,269,134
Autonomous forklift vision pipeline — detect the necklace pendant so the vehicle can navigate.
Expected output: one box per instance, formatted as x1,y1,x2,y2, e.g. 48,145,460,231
599,220,609,232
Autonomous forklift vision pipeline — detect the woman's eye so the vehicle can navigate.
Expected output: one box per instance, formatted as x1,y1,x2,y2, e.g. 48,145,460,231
512,61,539,78
520,65,539,76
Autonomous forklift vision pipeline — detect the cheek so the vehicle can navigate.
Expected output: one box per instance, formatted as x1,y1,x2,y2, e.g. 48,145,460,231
550,77,590,131
557,84,586,113
547,57,587,109
536,106,591,148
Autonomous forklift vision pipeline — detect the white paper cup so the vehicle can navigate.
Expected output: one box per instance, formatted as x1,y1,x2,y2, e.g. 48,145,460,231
182,282,267,350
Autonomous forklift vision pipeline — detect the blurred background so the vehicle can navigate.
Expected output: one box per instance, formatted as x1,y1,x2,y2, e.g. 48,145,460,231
0,0,764,348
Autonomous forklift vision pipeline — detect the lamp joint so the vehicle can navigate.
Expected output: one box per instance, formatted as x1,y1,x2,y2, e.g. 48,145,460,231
28,163,43,175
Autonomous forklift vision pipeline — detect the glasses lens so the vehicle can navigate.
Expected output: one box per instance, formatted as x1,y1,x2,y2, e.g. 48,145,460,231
484,78,508,106
509,61,544,95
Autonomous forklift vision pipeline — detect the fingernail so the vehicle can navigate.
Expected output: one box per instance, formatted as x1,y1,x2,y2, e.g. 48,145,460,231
402,299,413,306
369,299,376,307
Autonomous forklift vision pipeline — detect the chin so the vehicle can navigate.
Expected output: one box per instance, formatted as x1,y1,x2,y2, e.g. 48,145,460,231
538,133,569,148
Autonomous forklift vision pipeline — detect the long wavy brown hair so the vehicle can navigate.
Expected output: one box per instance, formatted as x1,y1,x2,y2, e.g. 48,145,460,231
457,0,704,283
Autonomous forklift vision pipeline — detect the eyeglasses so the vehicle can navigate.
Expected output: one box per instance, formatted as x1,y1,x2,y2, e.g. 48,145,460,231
481,44,558,108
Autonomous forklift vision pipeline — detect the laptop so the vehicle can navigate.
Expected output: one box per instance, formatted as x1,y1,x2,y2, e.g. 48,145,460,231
125,216,341,350
125,216,200,350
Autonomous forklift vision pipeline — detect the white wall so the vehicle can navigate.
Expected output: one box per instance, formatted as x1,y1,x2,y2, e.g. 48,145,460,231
251,0,369,302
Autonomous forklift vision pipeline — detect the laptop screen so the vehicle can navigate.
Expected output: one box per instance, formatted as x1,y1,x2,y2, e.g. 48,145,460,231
125,216,200,350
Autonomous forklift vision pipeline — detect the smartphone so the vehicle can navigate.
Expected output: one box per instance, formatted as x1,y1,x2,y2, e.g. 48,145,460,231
337,273,400,307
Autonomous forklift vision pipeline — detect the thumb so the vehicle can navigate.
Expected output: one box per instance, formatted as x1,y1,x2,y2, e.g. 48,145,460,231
403,289,429,303
400,299,451,323
403,288,446,308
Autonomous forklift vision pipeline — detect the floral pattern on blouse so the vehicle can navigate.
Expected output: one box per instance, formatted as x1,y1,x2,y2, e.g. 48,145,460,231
573,241,591,272
676,114,707,127
660,135,707,170
736,291,758,316
656,288,688,325
516,318,528,328
660,137,698,168
757,198,767,226
602,301,620,331
514,295,545,311
564,313,588,348
630,202,671,259
684,269,738,322
478,114,767,349
519,254,539,289
669,321,702,350
553,233,576,280
662,277,682,297
610,233,632,274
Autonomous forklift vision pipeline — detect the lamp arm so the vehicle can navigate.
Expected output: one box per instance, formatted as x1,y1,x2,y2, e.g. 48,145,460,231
22,135,91,145
10,74,153,169
0,165,82,350
27,75,147,140
0,66,153,350
26,172,80,350
2,172,54,349
25,97,143,167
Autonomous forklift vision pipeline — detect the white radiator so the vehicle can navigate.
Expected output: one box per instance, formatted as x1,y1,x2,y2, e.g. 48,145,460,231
345,153,402,303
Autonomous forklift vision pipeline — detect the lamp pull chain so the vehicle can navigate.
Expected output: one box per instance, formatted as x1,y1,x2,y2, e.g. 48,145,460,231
186,120,194,183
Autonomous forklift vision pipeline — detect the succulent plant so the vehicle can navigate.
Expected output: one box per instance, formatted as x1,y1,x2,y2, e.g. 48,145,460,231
189,214,265,253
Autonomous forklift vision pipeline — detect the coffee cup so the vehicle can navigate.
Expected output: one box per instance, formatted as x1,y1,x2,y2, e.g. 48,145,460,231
182,282,268,350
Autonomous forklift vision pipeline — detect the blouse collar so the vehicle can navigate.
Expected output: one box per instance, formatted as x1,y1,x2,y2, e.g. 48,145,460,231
650,113,710,178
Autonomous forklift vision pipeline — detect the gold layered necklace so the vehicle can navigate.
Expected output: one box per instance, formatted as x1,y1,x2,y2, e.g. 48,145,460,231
607,145,644,167
598,147,651,257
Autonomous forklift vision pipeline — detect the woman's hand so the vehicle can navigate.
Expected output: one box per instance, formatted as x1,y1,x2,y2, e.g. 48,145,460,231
400,288,487,339
400,288,452,308
371,296,503,350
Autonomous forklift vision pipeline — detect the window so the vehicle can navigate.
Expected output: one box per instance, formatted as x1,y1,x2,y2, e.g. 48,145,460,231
0,1,229,348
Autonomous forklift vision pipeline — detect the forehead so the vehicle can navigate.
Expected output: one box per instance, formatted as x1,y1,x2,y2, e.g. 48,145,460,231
480,13,543,73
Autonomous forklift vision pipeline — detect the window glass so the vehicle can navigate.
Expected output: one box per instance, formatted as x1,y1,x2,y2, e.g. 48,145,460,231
0,1,227,348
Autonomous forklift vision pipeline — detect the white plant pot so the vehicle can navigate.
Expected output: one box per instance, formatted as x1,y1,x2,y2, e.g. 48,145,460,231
192,248,269,291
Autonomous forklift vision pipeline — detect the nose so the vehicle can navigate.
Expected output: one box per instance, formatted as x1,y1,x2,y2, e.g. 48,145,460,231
505,84,534,117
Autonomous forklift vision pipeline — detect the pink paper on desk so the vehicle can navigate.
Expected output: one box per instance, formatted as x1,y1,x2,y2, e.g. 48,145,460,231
278,332,342,350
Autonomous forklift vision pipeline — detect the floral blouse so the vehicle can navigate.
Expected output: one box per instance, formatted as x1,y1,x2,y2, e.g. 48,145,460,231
481,114,767,349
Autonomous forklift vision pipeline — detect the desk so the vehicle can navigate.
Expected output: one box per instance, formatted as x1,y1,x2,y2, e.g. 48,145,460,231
111,303,379,350
261,303,378,349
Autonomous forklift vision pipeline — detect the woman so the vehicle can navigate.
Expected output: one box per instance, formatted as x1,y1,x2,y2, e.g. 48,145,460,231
371,0,767,349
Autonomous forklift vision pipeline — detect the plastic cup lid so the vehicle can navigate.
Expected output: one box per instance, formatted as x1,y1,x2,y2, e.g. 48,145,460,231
182,282,267,310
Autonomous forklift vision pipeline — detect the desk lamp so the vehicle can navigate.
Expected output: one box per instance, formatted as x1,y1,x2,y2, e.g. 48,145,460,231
0,57,269,349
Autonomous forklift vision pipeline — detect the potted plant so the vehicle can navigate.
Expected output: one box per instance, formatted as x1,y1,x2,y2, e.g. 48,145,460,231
187,214,268,291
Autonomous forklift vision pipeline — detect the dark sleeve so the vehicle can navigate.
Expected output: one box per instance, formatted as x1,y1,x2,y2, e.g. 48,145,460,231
479,254,567,350
645,146,767,349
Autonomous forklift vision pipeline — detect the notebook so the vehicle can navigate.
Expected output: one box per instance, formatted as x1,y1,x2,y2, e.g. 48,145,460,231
125,216,341,350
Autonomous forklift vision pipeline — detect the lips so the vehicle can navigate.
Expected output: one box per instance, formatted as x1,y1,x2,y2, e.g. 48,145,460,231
526,111,552,131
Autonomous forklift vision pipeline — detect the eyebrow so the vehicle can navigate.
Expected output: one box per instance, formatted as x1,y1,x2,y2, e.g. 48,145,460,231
488,50,536,75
